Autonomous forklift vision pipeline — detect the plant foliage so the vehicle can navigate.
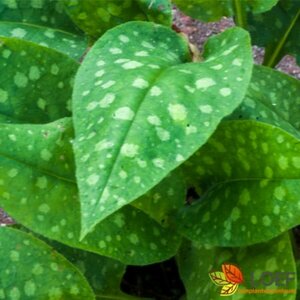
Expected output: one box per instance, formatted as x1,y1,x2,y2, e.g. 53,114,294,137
0,0,300,299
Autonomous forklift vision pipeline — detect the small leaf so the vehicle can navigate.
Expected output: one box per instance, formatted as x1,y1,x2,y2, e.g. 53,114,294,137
220,283,238,296
72,21,253,237
209,271,230,286
0,22,87,60
64,0,172,41
0,37,78,124
0,227,95,300
222,263,243,284
173,0,278,22
178,120,300,246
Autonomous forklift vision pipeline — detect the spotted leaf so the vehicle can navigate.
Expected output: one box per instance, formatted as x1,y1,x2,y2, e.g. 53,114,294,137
248,0,300,67
0,22,87,60
172,0,278,22
0,0,80,34
72,21,253,237
222,264,243,284
209,271,230,286
178,120,300,246
0,37,78,124
0,118,181,265
64,0,172,41
177,233,296,300
0,227,95,300
132,169,186,226
229,65,300,138
47,240,138,299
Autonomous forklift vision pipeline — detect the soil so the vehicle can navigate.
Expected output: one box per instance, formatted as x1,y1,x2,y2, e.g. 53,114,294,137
173,8,300,80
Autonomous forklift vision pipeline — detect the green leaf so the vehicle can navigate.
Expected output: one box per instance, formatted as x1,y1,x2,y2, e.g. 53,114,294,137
0,37,78,123
177,233,296,300
0,0,80,34
0,22,87,60
132,169,186,226
0,227,95,300
72,21,253,237
48,240,140,300
0,118,181,265
64,0,172,41
172,0,278,23
178,120,300,246
248,0,300,67
229,65,300,138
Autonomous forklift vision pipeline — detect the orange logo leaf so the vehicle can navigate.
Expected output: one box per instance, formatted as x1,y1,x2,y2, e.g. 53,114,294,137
222,263,243,284
220,283,238,296
209,271,231,286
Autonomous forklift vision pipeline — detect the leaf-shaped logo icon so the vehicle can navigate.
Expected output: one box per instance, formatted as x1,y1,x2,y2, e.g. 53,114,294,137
220,283,238,296
222,263,243,284
209,271,231,286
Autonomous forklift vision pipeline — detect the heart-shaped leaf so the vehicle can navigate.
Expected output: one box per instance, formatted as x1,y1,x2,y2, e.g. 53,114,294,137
248,0,300,67
64,0,172,41
178,120,300,246
0,22,87,60
177,233,296,300
0,37,78,124
172,0,278,22
72,21,253,237
0,227,95,300
0,118,181,265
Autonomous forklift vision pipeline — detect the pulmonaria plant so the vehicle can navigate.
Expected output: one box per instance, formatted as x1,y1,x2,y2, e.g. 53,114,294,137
0,0,300,299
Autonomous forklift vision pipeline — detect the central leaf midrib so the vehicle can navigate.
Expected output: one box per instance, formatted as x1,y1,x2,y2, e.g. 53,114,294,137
96,66,171,207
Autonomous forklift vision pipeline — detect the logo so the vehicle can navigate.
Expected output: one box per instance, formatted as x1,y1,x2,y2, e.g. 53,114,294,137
209,263,296,296
209,263,243,296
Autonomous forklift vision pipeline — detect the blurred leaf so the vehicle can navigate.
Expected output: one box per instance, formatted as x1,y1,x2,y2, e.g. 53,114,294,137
49,240,141,300
248,0,300,67
0,0,80,33
173,0,278,23
64,0,172,41
0,37,78,123
177,233,296,300
0,227,95,300
72,21,253,237
178,120,300,246
0,118,181,265
0,22,87,60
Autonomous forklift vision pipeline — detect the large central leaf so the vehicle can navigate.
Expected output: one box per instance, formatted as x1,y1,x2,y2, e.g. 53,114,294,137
72,21,253,237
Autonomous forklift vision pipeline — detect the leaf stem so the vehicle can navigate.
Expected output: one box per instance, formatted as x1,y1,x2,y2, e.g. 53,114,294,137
233,0,247,29
264,9,300,68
